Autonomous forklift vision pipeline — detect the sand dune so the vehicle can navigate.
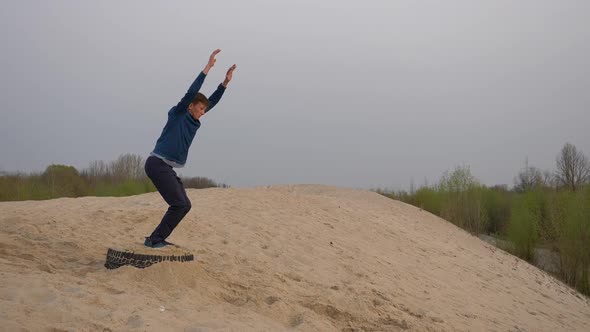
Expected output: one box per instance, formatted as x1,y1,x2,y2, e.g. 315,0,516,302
1,184,589,331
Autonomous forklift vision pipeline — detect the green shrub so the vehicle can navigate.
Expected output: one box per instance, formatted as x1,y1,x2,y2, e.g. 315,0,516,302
42,164,89,198
557,187,590,295
481,187,512,235
0,172,69,201
94,179,156,197
438,166,488,233
542,190,572,245
413,187,443,215
507,190,543,261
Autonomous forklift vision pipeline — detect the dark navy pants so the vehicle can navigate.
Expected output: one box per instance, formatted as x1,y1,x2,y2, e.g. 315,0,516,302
144,155,191,243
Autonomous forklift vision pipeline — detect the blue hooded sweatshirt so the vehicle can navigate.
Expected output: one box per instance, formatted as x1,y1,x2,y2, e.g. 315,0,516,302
151,71,226,167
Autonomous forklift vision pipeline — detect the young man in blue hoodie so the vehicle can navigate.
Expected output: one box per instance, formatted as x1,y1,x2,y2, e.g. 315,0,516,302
144,49,236,248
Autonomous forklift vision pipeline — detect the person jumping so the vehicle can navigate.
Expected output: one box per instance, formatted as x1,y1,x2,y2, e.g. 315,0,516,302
144,49,236,248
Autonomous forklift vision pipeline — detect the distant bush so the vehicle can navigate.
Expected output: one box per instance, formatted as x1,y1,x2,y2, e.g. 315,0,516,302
93,179,155,197
43,164,90,198
182,176,229,189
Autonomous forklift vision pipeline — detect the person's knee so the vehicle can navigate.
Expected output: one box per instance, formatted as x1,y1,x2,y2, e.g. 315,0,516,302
178,198,191,214
170,199,190,212
184,199,192,213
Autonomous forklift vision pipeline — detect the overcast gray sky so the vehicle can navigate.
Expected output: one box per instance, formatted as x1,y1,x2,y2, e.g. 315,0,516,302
1,0,588,189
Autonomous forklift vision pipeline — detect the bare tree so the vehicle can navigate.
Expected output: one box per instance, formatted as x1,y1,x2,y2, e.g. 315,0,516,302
514,158,544,192
83,160,111,179
110,154,145,181
555,143,590,191
82,154,145,183
542,170,557,190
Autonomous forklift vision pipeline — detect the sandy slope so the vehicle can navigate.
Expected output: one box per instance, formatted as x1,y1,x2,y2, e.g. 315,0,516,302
1,185,589,331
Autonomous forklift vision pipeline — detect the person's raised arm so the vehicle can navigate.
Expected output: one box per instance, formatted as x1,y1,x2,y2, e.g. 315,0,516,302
172,49,220,114
205,64,236,114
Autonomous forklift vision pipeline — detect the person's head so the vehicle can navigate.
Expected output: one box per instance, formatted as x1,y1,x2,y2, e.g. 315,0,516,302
188,93,208,120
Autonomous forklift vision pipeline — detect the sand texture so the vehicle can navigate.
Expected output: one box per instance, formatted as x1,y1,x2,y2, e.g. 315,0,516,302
1,184,589,331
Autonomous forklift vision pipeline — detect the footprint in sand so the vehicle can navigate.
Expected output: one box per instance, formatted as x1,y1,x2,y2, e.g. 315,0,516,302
289,313,305,327
264,296,280,305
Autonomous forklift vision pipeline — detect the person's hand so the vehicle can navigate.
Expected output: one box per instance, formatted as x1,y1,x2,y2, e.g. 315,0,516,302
223,64,237,87
203,49,221,74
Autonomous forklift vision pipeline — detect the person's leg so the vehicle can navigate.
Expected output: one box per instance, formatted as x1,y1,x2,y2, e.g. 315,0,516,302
144,156,192,244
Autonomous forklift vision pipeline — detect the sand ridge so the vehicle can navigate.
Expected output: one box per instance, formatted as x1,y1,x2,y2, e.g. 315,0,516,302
1,184,589,331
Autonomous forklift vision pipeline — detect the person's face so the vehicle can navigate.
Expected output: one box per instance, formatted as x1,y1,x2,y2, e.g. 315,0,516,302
188,102,207,120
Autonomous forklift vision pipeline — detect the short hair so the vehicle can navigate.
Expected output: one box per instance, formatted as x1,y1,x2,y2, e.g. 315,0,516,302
191,92,209,107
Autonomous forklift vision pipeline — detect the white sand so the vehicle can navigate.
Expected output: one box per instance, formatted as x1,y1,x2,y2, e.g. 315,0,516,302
1,184,589,331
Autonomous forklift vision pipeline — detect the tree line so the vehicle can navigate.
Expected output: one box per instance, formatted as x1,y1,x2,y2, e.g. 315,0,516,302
0,154,228,201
